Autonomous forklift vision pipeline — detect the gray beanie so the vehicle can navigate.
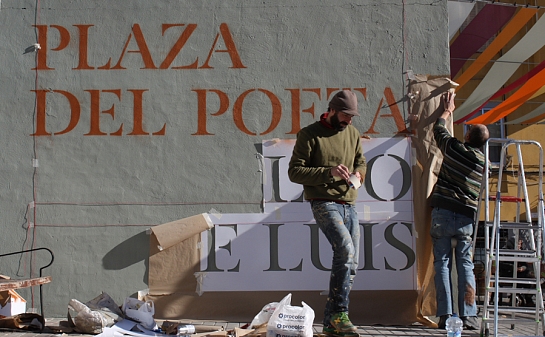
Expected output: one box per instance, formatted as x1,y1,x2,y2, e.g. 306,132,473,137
328,90,359,116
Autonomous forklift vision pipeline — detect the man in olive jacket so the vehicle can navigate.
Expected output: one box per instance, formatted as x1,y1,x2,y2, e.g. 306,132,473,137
288,90,366,337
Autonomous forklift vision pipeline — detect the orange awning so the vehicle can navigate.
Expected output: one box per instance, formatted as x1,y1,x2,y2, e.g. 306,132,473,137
454,8,537,90
466,67,545,124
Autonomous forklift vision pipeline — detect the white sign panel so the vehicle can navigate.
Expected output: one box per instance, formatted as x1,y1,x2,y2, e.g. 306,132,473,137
200,137,415,292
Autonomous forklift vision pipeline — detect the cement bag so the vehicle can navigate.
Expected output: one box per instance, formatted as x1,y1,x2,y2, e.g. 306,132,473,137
122,297,157,330
68,299,107,334
266,293,314,337
67,292,124,334
86,292,124,326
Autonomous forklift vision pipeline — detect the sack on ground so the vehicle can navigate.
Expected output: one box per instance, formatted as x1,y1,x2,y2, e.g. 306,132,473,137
86,292,124,326
68,298,106,334
67,292,124,334
266,293,314,337
122,297,157,330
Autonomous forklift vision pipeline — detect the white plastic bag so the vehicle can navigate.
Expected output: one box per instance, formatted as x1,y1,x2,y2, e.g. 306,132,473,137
266,293,315,337
250,301,279,329
121,297,157,330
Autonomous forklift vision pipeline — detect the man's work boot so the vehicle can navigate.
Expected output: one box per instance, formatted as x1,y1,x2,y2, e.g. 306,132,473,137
462,316,480,330
437,314,451,329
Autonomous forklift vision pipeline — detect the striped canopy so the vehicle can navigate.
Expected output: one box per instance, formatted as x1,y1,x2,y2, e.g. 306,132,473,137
448,0,545,125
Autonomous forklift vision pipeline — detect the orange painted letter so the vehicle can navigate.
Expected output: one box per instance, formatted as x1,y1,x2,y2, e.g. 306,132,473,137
192,89,230,135
85,89,123,136
201,23,246,69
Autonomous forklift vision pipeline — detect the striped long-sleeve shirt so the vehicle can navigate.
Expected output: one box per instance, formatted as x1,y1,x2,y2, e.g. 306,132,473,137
430,118,485,218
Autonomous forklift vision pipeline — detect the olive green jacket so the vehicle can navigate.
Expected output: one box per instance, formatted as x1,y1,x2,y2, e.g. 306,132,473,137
288,118,366,204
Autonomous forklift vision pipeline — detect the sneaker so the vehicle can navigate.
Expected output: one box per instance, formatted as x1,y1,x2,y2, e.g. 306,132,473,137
437,314,451,329
323,325,359,337
461,316,480,330
330,312,357,333
323,325,337,335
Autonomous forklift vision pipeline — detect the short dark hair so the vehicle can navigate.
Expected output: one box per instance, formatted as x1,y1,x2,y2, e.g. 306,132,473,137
468,124,489,148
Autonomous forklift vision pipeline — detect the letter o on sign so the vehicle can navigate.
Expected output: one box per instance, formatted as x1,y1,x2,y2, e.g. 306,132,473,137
364,154,411,201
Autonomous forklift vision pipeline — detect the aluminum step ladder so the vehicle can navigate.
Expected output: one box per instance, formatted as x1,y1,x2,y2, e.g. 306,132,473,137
473,138,545,337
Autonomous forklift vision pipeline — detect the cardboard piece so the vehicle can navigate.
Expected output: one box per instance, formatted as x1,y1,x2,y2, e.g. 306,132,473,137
149,213,214,253
235,327,255,337
148,214,212,296
161,321,223,334
235,325,266,337
195,331,228,337
0,313,44,330
408,75,454,326
0,289,26,317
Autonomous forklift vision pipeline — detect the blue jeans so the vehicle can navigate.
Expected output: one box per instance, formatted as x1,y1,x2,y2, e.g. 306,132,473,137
311,200,360,326
431,207,477,317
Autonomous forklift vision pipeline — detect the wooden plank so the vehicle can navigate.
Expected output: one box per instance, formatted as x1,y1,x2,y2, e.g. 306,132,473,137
0,276,52,291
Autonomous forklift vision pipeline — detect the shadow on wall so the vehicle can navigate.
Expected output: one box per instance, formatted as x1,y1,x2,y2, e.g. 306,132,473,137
102,231,150,285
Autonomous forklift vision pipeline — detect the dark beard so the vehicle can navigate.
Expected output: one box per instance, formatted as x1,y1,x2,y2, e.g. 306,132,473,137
330,113,348,131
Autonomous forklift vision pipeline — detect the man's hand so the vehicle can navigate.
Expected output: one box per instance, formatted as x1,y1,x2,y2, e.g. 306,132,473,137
330,164,351,181
441,91,456,119
353,171,362,182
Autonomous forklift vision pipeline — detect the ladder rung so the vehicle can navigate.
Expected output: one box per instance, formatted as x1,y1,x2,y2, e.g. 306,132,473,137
489,257,540,264
482,306,540,314
491,248,538,255
500,223,541,230
487,286,541,293
491,256,541,263
483,222,541,230
482,317,543,324
490,277,540,285
489,195,525,202
500,248,537,254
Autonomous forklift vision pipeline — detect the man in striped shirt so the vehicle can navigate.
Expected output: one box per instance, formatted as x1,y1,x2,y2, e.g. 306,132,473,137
430,91,489,331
